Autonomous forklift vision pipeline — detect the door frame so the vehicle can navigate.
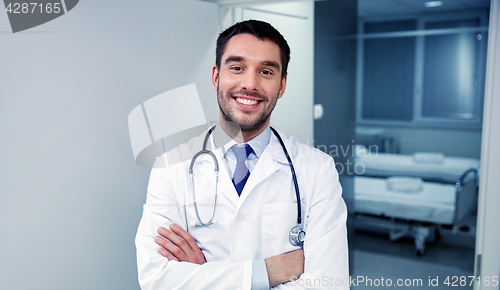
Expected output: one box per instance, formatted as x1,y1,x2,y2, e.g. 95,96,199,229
474,0,500,289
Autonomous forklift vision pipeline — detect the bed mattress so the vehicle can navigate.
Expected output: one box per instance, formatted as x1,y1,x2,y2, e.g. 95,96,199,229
354,176,456,224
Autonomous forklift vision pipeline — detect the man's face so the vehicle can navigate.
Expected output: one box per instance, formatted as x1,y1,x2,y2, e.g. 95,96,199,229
212,33,287,132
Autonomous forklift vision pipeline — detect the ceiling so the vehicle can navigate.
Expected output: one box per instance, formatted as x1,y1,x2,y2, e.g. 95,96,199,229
199,0,491,17
358,0,491,18
199,0,317,6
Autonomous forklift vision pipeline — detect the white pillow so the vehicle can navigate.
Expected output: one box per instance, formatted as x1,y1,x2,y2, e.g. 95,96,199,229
386,177,424,193
412,152,445,164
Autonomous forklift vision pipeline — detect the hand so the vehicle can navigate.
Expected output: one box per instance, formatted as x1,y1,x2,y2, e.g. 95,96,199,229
155,224,206,265
265,249,305,287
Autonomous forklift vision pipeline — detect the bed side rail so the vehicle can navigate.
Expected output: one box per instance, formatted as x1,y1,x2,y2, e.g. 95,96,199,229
455,168,478,188
454,168,478,227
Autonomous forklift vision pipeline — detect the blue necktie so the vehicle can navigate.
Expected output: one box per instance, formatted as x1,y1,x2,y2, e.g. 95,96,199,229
232,144,253,196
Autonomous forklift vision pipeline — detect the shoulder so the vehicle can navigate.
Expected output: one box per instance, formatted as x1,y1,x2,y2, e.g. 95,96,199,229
153,130,208,168
269,129,339,187
270,128,333,165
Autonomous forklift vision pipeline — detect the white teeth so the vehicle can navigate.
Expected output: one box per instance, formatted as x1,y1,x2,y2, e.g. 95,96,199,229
236,98,258,106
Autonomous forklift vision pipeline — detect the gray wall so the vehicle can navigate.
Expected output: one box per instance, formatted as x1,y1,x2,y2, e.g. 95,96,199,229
0,1,218,289
314,0,358,275
360,126,483,159
314,0,357,171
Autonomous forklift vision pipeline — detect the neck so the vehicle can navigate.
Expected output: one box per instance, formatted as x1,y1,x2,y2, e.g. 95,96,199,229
219,116,269,143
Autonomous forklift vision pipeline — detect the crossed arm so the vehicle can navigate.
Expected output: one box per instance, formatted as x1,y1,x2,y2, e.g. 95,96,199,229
155,224,305,288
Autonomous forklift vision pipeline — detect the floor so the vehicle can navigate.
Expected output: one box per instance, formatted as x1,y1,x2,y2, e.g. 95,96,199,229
348,212,477,289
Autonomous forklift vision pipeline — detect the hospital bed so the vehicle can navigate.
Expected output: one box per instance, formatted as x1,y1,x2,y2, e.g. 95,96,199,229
353,149,479,255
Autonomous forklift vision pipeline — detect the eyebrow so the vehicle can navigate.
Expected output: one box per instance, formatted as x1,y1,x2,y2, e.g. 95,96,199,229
262,60,280,71
224,55,244,64
224,55,281,71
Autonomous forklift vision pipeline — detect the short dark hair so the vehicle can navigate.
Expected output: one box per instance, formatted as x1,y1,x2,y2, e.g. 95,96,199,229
215,20,290,80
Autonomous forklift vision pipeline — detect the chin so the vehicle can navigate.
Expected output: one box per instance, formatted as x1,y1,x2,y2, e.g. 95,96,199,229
238,119,267,131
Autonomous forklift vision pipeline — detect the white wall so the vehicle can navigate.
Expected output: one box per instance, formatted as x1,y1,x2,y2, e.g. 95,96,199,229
0,1,218,289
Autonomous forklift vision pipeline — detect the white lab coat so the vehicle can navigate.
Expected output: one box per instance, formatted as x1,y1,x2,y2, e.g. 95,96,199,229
135,128,349,289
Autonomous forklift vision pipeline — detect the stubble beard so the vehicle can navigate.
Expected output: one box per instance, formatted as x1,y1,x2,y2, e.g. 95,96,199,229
217,86,278,134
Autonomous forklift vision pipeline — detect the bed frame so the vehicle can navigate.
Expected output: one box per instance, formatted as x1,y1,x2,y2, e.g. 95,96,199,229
353,168,478,256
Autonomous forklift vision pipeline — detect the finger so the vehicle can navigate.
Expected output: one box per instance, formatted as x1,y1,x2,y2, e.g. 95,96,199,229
169,224,206,263
169,224,201,253
155,234,186,261
158,226,193,256
157,246,179,262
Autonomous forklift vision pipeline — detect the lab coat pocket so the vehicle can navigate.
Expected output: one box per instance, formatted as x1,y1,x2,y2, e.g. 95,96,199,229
261,203,299,258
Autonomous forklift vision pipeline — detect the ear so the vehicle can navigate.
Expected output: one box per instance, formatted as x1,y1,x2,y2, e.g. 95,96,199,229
277,75,287,99
211,65,219,91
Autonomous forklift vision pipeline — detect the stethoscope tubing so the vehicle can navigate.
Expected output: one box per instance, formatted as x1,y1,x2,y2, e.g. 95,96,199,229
269,127,302,225
189,125,302,228
189,126,219,226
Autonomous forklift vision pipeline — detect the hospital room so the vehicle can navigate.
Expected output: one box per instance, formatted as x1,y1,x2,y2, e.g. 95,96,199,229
1,0,499,289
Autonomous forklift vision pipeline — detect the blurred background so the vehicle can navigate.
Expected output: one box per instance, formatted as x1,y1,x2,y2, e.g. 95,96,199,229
1,0,499,289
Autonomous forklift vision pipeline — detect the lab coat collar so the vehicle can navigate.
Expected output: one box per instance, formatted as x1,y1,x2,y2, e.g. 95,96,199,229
264,125,290,165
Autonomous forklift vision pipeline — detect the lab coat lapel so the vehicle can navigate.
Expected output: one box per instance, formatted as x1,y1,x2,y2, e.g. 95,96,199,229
215,149,240,207
237,133,288,209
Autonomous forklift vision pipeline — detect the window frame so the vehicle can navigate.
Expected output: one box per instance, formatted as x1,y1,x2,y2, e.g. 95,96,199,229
356,11,489,129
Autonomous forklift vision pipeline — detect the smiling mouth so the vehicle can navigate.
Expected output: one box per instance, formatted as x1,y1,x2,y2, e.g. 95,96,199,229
235,97,259,106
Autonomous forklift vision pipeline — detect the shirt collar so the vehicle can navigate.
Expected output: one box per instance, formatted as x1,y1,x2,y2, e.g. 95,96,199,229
213,123,271,159
246,125,271,158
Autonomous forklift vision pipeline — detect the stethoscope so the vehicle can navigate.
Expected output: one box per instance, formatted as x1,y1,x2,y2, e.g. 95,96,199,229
188,125,306,246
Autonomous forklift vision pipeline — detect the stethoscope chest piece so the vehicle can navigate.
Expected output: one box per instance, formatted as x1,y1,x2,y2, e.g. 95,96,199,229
289,225,306,246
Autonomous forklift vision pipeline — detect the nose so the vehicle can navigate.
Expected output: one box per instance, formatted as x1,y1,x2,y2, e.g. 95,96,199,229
240,70,259,91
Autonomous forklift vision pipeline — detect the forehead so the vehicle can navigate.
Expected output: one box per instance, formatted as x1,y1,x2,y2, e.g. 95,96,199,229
223,33,281,65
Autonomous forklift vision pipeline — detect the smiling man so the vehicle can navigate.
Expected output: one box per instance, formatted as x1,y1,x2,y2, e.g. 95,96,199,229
215,32,286,140
136,20,349,289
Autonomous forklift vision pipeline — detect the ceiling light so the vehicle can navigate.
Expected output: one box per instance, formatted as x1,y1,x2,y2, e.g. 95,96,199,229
424,1,444,8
